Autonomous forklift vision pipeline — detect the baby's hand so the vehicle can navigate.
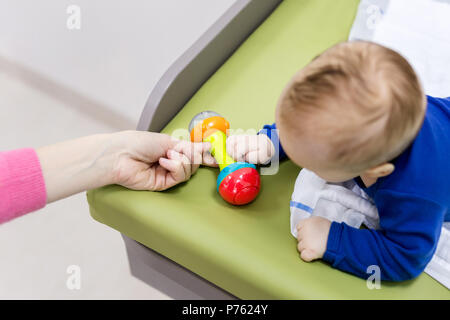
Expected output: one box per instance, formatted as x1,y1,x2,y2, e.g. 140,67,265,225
296,216,332,262
226,134,275,165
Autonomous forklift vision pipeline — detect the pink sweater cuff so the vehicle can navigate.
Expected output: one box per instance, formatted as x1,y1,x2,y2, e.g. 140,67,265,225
0,148,47,224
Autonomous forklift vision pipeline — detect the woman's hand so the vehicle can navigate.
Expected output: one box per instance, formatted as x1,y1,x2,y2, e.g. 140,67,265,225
111,131,215,191
37,131,214,203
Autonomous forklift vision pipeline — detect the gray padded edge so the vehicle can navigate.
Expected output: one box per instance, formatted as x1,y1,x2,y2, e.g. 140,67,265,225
122,234,236,299
137,0,283,132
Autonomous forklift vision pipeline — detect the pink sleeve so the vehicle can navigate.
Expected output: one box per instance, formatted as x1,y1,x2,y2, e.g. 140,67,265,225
0,148,47,224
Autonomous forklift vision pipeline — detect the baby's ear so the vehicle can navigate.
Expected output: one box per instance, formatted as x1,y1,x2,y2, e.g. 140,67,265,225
365,163,395,179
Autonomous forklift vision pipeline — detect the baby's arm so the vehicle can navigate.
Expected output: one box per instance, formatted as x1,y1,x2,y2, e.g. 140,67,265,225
299,190,445,281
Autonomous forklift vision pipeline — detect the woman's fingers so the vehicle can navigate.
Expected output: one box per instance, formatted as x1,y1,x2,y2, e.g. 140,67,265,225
167,150,191,181
202,152,217,167
202,142,218,167
158,156,186,190
171,140,215,169
153,163,169,190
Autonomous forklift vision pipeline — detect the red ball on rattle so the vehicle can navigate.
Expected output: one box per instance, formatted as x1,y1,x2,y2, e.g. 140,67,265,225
189,111,261,205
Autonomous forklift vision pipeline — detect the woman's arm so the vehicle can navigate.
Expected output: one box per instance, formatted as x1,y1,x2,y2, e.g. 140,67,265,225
37,133,116,203
0,130,212,223
37,130,212,203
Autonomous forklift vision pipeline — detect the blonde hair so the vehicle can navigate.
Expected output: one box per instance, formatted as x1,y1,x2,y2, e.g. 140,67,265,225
278,41,426,172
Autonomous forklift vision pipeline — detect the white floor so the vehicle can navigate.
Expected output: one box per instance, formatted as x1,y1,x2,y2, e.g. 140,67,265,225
0,1,235,299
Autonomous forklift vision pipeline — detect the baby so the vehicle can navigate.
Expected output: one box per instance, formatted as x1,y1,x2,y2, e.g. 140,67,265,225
226,41,450,281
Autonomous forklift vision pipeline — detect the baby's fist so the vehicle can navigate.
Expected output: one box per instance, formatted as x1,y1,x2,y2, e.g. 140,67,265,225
296,216,332,262
226,134,275,165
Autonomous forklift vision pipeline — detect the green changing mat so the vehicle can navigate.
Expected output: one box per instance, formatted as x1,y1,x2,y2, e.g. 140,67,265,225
87,0,450,298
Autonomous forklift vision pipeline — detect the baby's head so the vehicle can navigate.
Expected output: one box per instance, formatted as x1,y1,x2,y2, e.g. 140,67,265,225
276,41,426,182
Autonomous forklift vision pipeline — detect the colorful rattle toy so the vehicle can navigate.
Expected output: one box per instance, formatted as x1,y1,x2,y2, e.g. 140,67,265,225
189,111,261,205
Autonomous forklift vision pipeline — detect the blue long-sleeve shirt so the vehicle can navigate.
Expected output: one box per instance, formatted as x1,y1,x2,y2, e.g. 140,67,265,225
262,96,450,281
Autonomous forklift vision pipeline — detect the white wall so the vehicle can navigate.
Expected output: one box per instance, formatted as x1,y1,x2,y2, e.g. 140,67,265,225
0,0,235,126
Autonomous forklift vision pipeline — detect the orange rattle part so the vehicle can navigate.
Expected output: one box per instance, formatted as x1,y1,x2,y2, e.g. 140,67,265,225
190,116,230,142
